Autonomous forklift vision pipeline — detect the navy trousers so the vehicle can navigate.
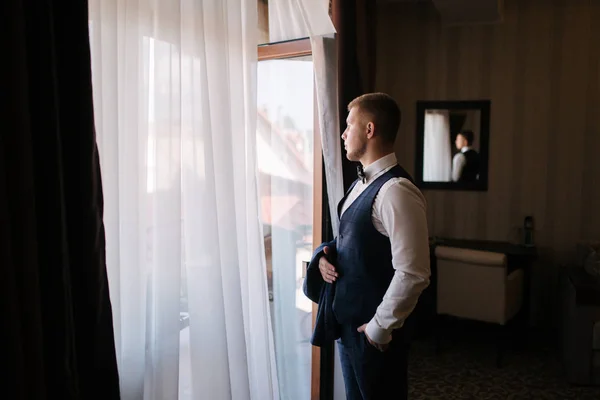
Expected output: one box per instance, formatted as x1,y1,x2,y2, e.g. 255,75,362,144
337,324,409,400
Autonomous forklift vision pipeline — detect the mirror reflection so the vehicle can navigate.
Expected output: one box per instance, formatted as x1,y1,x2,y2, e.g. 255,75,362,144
423,109,481,183
415,100,490,191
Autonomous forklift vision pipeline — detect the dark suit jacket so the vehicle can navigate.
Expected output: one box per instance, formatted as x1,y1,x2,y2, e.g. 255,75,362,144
303,238,341,346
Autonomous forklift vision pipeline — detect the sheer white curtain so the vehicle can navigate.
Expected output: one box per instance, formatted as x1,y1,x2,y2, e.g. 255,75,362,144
88,1,278,399
423,110,452,182
268,0,334,43
311,35,344,235
265,0,342,233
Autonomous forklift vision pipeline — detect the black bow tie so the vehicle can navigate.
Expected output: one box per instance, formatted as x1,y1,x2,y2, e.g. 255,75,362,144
357,165,366,183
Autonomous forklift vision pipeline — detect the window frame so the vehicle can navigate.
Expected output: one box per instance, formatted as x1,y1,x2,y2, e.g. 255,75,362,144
258,38,311,61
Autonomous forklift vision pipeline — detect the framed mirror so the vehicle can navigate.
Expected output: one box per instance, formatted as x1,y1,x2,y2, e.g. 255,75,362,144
414,100,490,191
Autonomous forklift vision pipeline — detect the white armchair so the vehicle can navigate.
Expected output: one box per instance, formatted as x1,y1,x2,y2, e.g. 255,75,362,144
435,246,524,325
434,246,525,366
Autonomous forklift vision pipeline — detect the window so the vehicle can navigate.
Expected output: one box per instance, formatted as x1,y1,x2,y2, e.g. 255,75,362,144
257,39,323,400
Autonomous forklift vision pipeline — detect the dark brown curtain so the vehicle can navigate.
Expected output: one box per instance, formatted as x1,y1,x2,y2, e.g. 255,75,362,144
1,1,120,399
331,0,378,191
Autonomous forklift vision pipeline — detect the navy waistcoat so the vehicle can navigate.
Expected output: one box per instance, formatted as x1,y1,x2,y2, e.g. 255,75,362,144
459,149,480,181
332,164,414,326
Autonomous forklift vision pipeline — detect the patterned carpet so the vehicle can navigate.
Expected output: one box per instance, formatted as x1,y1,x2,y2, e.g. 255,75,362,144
407,329,600,399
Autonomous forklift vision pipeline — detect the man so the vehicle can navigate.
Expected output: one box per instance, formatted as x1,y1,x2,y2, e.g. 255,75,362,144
452,130,480,182
304,93,430,399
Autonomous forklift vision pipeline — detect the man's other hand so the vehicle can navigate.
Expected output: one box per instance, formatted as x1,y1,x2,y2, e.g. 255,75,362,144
357,324,389,352
318,246,338,283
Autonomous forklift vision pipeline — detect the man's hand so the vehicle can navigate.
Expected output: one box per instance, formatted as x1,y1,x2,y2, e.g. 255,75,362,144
318,246,338,283
357,324,389,352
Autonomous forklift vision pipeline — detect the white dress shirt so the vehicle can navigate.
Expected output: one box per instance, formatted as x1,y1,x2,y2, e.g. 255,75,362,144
340,153,430,344
451,146,471,182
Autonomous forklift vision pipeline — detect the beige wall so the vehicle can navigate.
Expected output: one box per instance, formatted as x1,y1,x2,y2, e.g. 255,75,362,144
258,0,269,44
376,0,600,323
377,0,600,259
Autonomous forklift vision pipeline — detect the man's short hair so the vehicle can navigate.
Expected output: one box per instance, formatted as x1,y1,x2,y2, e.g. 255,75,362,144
459,130,474,145
347,93,401,144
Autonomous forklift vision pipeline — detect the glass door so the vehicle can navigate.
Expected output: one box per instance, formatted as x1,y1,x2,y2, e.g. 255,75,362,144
257,54,322,400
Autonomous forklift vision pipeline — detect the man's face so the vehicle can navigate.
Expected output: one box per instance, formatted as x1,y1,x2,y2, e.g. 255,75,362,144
455,133,468,150
341,107,368,162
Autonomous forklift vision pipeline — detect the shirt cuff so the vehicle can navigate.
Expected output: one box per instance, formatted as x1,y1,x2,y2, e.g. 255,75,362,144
365,318,392,345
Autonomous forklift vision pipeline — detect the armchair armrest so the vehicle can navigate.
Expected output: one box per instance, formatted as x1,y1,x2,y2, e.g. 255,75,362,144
435,246,507,267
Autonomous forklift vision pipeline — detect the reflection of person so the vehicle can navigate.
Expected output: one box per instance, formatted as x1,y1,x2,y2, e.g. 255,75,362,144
303,93,430,399
452,130,480,182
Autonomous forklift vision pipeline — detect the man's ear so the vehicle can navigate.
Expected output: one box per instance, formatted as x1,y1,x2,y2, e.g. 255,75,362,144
366,122,375,139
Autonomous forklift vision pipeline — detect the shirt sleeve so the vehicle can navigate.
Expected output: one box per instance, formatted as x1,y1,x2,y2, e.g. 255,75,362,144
365,179,431,344
452,153,466,182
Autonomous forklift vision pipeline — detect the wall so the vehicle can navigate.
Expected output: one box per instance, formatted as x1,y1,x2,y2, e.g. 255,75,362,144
376,0,600,324
258,0,269,44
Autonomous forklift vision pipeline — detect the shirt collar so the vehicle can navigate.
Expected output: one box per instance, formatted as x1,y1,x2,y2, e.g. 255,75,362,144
461,146,472,153
363,153,397,182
